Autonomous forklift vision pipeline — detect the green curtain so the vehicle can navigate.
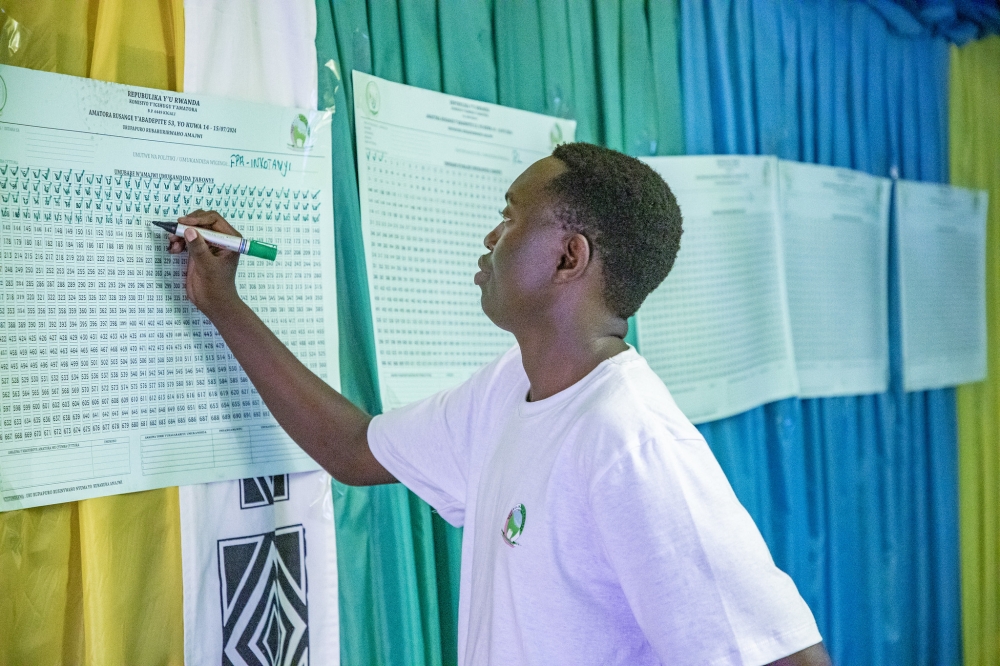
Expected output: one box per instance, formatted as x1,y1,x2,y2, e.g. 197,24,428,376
951,35,1000,666
313,0,684,662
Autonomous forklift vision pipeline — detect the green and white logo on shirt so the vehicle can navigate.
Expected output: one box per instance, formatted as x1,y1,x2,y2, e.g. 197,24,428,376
502,503,526,547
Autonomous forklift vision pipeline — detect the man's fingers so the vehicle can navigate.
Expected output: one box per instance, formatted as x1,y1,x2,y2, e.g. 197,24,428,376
166,232,185,254
184,227,212,258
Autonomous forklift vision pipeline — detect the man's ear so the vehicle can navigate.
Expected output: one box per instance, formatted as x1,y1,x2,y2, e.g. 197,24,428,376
555,232,591,283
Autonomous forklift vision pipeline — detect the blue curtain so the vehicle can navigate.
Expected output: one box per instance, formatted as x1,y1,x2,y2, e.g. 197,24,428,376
860,0,1000,44
679,1,961,664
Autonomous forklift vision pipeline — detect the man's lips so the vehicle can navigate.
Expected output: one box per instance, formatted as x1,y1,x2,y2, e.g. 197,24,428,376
475,255,491,285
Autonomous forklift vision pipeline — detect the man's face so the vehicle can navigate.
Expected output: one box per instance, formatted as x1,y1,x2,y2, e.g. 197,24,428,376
475,156,569,331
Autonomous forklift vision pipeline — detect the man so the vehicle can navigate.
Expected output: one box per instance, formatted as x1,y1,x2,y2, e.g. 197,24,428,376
169,143,831,665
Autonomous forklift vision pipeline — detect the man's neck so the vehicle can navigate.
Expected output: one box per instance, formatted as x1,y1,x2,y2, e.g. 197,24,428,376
515,317,629,402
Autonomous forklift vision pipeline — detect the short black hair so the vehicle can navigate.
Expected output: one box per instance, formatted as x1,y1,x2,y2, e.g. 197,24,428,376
548,142,682,319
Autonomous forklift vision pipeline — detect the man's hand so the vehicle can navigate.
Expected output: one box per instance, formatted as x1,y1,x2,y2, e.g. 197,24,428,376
166,209,242,318
768,642,832,666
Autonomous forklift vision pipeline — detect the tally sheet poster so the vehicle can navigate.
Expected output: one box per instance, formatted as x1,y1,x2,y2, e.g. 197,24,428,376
895,179,988,391
637,156,799,423
778,160,891,398
0,65,337,511
354,72,576,411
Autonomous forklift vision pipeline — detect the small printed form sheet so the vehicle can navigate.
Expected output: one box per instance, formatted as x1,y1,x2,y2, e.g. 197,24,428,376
354,72,576,411
637,155,798,423
895,180,988,391
778,160,891,397
0,65,338,510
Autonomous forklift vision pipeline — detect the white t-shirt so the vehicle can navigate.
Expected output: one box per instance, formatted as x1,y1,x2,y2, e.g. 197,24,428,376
368,346,821,665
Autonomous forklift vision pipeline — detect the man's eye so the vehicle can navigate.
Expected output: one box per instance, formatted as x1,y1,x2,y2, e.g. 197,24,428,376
499,209,510,222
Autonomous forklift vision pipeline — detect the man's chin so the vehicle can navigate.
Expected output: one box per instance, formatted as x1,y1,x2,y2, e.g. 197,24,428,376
479,294,495,322
479,295,509,331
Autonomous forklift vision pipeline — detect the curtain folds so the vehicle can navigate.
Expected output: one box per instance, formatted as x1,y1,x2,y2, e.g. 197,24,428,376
314,1,683,662
951,35,1000,666
0,0,183,86
860,0,1000,44
183,0,318,109
0,3,186,665
679,2,960,664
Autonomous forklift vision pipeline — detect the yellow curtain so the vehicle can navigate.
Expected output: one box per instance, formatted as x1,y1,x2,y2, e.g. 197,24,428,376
0,2,185,665
951,35,1000,666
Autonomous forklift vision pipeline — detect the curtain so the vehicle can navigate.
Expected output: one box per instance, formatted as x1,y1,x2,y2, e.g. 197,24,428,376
314,1,683,662
183,0,318,109
860,0,1000,43
0,2,185,665
951,35,1000,666
680,2,960,665
0,0,183,86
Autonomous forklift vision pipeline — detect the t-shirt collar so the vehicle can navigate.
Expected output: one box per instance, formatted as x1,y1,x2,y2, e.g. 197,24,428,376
517,346,639,418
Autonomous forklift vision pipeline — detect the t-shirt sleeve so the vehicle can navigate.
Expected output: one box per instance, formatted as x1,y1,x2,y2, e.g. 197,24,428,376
368,351,514,528
589,435,822,666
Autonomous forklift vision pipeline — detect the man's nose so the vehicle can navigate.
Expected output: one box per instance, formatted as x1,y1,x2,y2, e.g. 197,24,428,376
484,223,501,250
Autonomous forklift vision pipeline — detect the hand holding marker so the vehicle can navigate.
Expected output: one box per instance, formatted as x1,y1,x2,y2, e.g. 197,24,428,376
151,220,278,261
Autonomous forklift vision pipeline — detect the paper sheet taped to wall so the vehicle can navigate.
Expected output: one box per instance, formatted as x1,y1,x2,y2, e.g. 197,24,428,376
0,65,338,511
895,179,988,391
778,160,891,397
637,156,798,423
354,72,576,411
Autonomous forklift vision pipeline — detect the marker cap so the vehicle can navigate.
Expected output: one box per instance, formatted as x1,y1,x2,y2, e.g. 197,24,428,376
248,240,278,261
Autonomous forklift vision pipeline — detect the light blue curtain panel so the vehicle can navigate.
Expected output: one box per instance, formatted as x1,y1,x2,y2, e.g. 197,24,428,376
680,1,960,665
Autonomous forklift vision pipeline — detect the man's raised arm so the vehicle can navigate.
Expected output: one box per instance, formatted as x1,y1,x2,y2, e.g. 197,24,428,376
168,210,395,487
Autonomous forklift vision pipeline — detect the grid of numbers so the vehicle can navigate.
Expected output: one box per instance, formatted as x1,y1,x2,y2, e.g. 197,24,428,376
364,154,515,408
0,164,328,480
638,197,790,383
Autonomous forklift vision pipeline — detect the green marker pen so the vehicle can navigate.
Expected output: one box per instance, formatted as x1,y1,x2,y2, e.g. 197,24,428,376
150,221,278,261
